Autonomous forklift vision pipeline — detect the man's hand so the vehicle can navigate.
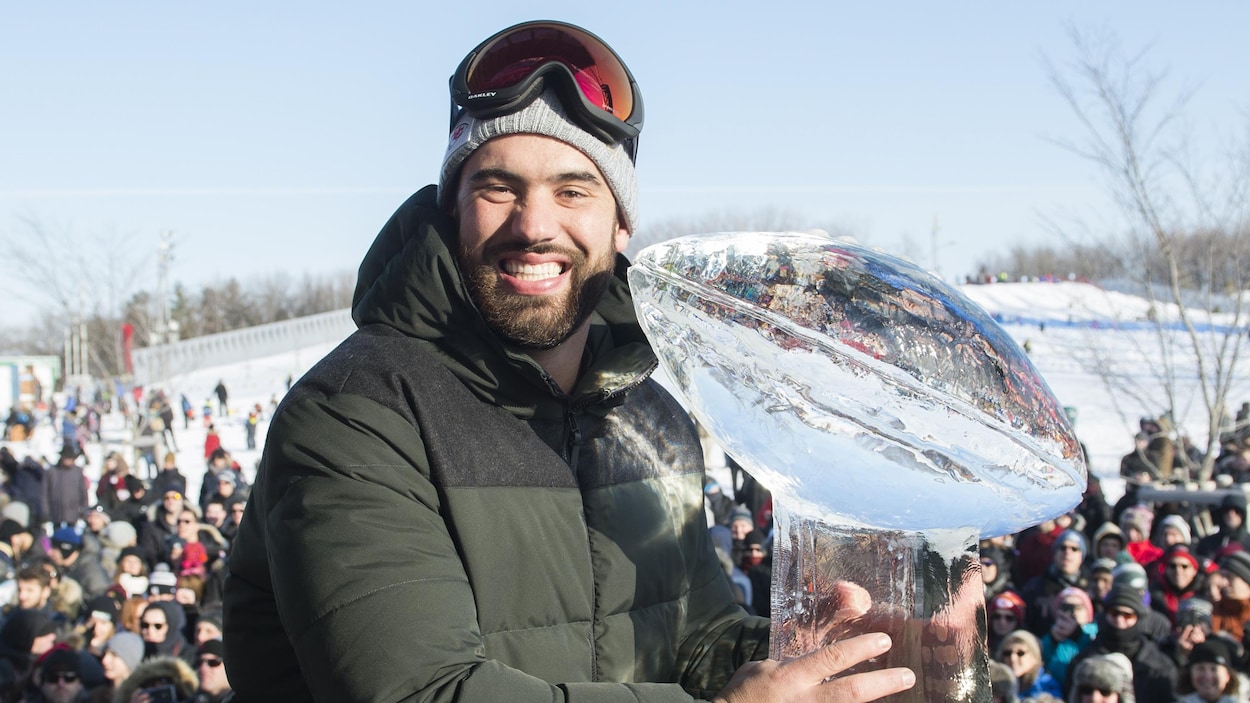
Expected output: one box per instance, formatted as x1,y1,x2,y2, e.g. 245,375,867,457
1049,610,1077,641
713,633,916,703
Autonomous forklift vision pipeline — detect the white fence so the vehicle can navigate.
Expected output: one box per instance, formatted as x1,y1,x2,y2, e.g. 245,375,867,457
131,309,356,386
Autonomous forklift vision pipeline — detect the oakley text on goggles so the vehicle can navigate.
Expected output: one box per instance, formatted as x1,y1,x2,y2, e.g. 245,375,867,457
449,20,643,160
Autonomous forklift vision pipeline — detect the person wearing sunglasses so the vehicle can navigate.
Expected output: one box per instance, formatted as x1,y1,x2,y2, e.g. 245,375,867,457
222,19,914,703
1020,528,1090,635
34,646,87,703
191,639,231,703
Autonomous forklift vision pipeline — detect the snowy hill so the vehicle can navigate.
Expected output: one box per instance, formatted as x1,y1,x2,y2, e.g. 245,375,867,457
6,280,1248,511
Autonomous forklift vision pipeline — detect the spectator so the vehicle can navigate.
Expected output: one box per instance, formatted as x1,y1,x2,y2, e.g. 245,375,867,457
33,646,89,703
996,629,1062,699
982,545,1016,601
1150,544,1205,626
115,655,198,703
1212,552,1250,642
1196,495,1250,560
139,601,194,665
740,530,770,618
1041,586,1097,685
1065,584,1178,703
43,447,89,528
1121,507,1163,567
989,660,1019,703
190,639,230,703
1093,522,1127,562
1021,529,1089,634
1173,637,1243,703
150,453,189,507
1159,597,1215,670
212,380,228,417
988,591,1027,655
94,452,131,516
50,526,110,601
1069,653,1136,703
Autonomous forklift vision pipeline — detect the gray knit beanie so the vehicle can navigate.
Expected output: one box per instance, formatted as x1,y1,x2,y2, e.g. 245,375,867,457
1072,653,1135,703
438,88,638,233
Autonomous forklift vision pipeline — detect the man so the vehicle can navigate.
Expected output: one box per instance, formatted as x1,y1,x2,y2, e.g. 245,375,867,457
43,447,88,528
223,19,913,703
150,452,188,505
13,566,53,613
34,647,88,703
1020,529,1090,634
1195,493,1250,559
191,639,231,703
1065,584,1178,703
49,527,109,600
138,490,187,569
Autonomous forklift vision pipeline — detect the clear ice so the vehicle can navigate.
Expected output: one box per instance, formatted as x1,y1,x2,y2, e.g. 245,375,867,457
628,232,1087,702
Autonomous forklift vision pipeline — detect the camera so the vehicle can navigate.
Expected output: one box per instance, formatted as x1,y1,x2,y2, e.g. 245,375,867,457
139,685,177,703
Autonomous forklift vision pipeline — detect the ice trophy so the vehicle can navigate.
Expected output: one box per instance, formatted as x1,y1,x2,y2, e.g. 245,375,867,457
628,232,1086,702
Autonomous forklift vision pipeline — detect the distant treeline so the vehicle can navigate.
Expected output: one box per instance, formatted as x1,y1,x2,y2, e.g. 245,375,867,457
974,227,1250,295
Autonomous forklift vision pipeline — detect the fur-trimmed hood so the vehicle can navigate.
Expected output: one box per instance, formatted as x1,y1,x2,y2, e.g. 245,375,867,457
113,656,197,703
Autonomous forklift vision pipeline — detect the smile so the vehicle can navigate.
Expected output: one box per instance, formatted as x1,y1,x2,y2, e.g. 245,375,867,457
502,260,565,281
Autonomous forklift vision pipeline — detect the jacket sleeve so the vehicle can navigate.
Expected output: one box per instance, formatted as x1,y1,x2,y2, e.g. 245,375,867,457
230,392,716,703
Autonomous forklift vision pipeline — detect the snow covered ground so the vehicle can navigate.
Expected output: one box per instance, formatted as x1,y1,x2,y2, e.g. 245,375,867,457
4,280,1249,513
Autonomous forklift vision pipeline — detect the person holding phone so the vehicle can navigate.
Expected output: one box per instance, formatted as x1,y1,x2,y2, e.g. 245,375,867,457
1041,587,1097,684
113,656,197,703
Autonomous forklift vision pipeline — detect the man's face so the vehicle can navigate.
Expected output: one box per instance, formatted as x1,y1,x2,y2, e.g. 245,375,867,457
196,652,231,695
230,502,245,525
204,504,227,527
1054,541,1083,575
217,479,235,498
1223,509,1244,531
1092,572,1114,599
40,669,82,703
1166,558,1197,589
86,511,108,533
1098,537,1123,559
1104,606,1138,631
980,558,997,585
455,134,629,350
163,492,184,517
17,580,49,609
196,620,223,644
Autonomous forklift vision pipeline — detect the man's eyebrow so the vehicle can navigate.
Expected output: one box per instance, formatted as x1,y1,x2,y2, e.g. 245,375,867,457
551,170,603,185
466,167,521,184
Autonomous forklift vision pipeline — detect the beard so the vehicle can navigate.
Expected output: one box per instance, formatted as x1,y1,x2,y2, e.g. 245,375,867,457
460,239,618,350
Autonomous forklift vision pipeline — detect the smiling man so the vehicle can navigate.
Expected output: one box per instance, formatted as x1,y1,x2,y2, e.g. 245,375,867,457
222,20,912,703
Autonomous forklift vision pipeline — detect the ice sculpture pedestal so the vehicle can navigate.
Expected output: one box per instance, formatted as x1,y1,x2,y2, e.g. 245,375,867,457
772,511,985,702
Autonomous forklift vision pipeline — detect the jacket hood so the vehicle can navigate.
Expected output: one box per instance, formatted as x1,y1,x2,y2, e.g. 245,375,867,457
350,186,655,418
114,656,198,703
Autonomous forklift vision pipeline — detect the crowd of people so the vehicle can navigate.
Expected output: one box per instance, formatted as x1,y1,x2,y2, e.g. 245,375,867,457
0,392,246,702
702,412,1250,703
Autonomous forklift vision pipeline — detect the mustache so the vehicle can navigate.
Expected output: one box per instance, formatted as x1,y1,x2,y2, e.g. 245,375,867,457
479,241,584,264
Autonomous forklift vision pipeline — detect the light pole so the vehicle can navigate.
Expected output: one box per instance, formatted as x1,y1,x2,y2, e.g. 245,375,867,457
157,230,175,390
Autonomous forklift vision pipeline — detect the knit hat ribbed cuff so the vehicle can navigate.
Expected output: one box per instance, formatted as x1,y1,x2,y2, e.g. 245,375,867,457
437,89,638,233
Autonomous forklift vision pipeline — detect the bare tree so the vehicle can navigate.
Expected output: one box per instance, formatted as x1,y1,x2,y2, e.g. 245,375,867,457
1046,25,1250,480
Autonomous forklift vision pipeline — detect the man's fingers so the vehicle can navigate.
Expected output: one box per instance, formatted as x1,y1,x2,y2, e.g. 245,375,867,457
822,667,917,703
790,633,892,686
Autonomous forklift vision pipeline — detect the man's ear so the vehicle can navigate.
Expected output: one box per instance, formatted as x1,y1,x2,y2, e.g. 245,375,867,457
614,217,630,254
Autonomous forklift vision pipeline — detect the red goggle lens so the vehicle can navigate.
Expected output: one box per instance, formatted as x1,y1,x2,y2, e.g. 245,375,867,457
464,23,635,122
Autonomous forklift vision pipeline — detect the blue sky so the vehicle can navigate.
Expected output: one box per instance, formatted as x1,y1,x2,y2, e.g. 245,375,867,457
2,2,1247,326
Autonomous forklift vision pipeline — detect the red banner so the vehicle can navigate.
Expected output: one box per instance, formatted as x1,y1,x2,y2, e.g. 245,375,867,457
122,323,134,375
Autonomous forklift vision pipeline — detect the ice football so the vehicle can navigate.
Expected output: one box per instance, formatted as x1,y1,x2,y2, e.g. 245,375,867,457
628,232,1087,538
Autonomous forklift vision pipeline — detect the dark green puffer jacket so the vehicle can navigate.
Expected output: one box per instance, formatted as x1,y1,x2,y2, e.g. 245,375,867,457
222,186,769,702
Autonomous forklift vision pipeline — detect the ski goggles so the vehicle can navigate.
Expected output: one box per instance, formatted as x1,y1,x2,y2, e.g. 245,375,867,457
449,20,644,160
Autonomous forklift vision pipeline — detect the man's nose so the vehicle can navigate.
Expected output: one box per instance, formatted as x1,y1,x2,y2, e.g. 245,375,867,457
510,194,559,243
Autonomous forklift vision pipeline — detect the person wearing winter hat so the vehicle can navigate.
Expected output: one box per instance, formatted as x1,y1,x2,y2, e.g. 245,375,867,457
220,19,916,703
1064,584,1178,703
988,660,1019,703
987,590,1027,655
35,645,85,703
1041,586,1097,685
1094,521,1128,561
1213,551,1250,641
995,629,1062,699
1150,544,1205,625
1021,528,1089,633
1120,506,1164,566
1174,636,1242,703
1197,492,1250,559
981,544,1016,601
114,655,198,703
1070,652,1136,703
1159,515,1194,549
1091,557,1119,605
193,639,231,702
82,593,121,657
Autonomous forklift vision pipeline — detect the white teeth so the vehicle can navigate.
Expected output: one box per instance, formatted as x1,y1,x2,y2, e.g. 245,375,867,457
503,261,562,280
